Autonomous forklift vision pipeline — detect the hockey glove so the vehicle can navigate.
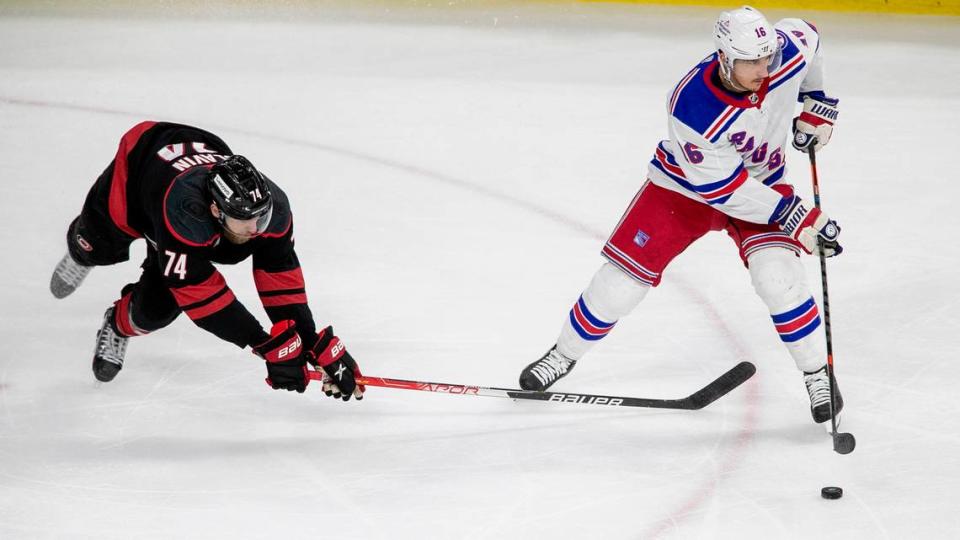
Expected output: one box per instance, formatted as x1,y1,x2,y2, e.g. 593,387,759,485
306,326,364,401
792,94,839,153
773,195,842,257
252,320,308,393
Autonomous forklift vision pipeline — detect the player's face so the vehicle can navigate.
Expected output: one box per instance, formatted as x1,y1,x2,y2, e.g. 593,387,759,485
221,216,261,244
732,56,772,91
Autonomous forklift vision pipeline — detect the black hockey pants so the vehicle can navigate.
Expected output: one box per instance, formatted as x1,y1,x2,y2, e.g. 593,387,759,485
67,166,181,335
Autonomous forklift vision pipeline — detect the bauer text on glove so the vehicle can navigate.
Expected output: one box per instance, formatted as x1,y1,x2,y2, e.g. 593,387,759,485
253,320,309,393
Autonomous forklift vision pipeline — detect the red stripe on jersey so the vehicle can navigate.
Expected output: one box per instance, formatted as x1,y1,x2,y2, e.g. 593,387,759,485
254,268,305,292
184,290,237,320
260,293,308,307
770,54,804,82
704,106,736,140
170,271,228,307
655,148,686,178
107,121,156,238
700,168,748,201
669,68,699,114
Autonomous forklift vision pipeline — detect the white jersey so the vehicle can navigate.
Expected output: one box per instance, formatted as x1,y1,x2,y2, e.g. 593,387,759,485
647,19,826,224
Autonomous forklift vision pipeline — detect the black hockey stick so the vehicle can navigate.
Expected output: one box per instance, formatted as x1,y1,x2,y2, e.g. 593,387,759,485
307,361,755,410
808,146,856,455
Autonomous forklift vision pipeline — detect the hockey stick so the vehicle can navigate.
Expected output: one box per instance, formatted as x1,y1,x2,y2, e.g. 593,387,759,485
808,146,856,455
307,361,755,410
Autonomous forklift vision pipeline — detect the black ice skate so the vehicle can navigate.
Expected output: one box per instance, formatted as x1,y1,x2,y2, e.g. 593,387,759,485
519,346,577,391
803,366,843,423
50,252,92,299
92,307,128,383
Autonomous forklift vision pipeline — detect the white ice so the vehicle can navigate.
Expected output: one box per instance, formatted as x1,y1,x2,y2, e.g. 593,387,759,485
1,2,958,538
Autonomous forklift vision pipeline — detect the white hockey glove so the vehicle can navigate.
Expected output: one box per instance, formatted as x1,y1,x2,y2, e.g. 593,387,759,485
773,195,842,257
792,95,839,153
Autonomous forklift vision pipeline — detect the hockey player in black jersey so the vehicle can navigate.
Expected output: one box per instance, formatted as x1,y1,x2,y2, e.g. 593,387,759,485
51,121,363,400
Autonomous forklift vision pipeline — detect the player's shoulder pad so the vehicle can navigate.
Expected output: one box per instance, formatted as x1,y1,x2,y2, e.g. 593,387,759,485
669,54,755,144
775,18,821,59
258,177,292,239
163,165,221,248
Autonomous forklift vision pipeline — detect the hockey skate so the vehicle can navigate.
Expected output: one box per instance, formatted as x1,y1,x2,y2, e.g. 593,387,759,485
519,346,577,391
803,366,843,423
92,307,128,383
50,252,92,299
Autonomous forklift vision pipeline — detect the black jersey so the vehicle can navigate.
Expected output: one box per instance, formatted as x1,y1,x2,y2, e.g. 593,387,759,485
108,121,316,349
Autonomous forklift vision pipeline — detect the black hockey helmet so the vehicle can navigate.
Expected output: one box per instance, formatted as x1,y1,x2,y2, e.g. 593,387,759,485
207,155,273,234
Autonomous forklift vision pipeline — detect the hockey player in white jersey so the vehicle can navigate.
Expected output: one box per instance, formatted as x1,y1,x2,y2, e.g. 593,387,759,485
519,6,843,424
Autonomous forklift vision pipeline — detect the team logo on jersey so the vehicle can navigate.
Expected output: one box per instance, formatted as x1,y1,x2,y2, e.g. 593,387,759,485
633,229,650,247
791,30,808,47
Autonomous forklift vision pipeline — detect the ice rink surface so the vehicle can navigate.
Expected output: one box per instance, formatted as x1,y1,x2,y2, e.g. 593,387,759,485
1,2,958,538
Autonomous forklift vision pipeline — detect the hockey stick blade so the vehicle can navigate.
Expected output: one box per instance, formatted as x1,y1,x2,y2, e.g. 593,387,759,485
823,415,856,454
833,432,856,454
307,361,755,410
508,361,756,410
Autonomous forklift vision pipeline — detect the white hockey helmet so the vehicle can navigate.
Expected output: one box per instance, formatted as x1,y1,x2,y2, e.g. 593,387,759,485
714,6,782,78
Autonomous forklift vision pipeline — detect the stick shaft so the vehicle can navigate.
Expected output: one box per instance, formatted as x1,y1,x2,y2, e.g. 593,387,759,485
808,147,839,438
307,361,756,410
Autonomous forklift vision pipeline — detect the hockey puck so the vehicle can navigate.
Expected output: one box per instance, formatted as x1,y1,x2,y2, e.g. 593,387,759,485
821,486,843,500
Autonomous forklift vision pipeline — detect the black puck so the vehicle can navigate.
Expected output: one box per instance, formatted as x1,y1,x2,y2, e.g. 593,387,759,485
821,486,843,499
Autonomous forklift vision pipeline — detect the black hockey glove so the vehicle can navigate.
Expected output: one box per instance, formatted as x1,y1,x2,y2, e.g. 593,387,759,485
252,320,308,393
306,326,364,401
